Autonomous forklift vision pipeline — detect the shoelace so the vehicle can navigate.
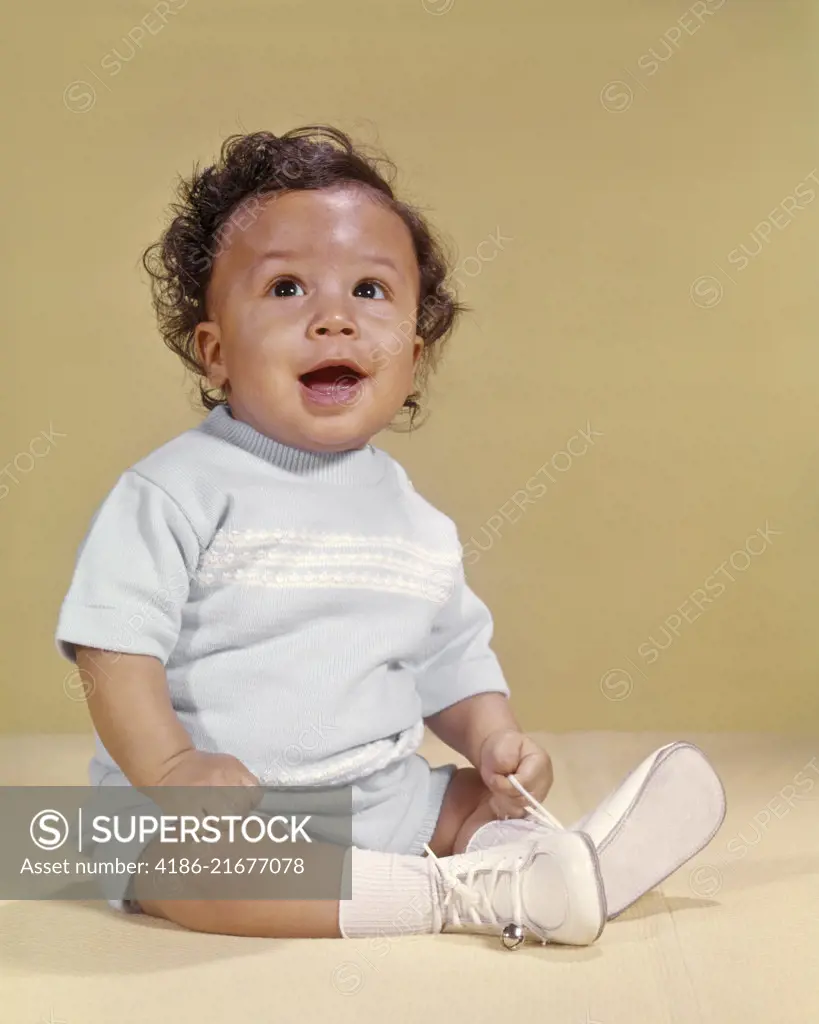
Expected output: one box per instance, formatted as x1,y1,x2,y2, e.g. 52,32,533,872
508,773,565,830
422,841,526,932
422,775,566,947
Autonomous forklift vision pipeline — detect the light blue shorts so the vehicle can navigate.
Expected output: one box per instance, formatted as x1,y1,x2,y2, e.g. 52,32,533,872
96,754,458,914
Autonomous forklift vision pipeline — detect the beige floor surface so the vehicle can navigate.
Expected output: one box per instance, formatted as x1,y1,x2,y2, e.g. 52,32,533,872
1,730,817,1024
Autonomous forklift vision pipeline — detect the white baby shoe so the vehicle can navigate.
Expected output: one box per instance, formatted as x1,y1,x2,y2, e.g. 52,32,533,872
425,829,607,947
465,741,727,918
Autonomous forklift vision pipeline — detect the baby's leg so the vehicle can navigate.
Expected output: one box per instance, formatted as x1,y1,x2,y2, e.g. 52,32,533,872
134,831,345,937
133,795,480,938
136,826,606,946
135,834,448,940
139,887,342,937
426,767,499,857
134,769,499,938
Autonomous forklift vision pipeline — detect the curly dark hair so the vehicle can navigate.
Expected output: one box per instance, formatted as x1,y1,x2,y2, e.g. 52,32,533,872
141,124,470,430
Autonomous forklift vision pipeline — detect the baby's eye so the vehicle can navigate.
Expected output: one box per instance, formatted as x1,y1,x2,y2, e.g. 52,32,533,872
268,278,389,299
354,280,388,300
269,278,305,298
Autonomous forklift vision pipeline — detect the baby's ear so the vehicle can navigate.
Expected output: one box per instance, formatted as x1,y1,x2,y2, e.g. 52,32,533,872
194,322,227,388
412,335,424,365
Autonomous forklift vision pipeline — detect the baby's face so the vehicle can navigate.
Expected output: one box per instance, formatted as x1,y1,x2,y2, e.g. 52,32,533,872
194,185,424,453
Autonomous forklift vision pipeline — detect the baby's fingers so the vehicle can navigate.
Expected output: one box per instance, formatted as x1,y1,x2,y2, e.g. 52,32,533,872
510,754,554,803
487,781,530,819
487,773,521,801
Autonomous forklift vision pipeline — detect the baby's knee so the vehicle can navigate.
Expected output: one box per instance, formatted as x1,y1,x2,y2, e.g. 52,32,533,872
451,766,491,808
426,766,492,855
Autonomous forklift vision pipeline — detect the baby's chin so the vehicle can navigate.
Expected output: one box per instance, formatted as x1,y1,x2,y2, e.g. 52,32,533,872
288,412,379,454
267,403,378,454
234,376,400,450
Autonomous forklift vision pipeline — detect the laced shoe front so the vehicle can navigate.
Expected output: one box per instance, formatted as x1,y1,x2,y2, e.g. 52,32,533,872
424,842,529,934
423,829,605,948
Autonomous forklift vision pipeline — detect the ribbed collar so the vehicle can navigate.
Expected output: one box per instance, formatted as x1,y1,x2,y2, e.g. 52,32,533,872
196,404,388,486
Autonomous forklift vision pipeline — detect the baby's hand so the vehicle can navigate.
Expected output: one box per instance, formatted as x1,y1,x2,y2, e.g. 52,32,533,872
478,730,554,819
149,750,262,820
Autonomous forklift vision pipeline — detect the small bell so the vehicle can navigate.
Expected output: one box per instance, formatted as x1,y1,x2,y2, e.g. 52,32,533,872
501,923,525,950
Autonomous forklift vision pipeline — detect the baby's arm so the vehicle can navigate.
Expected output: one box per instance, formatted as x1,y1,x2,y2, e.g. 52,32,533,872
424,690,521,769
76,646,195,787
415,557,515,751
415,560,555,814
56,472,257,805
76,646,259,810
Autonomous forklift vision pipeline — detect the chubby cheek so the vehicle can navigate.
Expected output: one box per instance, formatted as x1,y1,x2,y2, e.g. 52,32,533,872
371,333,416,377
374,349,415,400
227,320,298,377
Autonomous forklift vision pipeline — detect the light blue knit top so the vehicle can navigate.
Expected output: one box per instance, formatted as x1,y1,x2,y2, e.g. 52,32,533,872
55,404,510,788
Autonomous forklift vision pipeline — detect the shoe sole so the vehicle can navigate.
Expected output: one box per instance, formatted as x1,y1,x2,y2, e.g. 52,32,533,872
595,742,727,918
575,829,608,943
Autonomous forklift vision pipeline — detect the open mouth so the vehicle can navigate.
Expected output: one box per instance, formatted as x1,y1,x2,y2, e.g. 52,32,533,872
299,362,369,405
300,364,364,388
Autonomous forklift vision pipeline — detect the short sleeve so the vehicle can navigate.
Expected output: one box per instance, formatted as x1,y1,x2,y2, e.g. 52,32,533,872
413,562,511,718
55,470,202,665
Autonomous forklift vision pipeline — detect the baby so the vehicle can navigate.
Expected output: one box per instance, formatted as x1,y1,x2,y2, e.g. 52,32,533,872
55,125,725,946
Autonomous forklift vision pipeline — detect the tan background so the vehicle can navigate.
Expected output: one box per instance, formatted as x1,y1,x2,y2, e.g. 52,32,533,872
2,0,816,734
